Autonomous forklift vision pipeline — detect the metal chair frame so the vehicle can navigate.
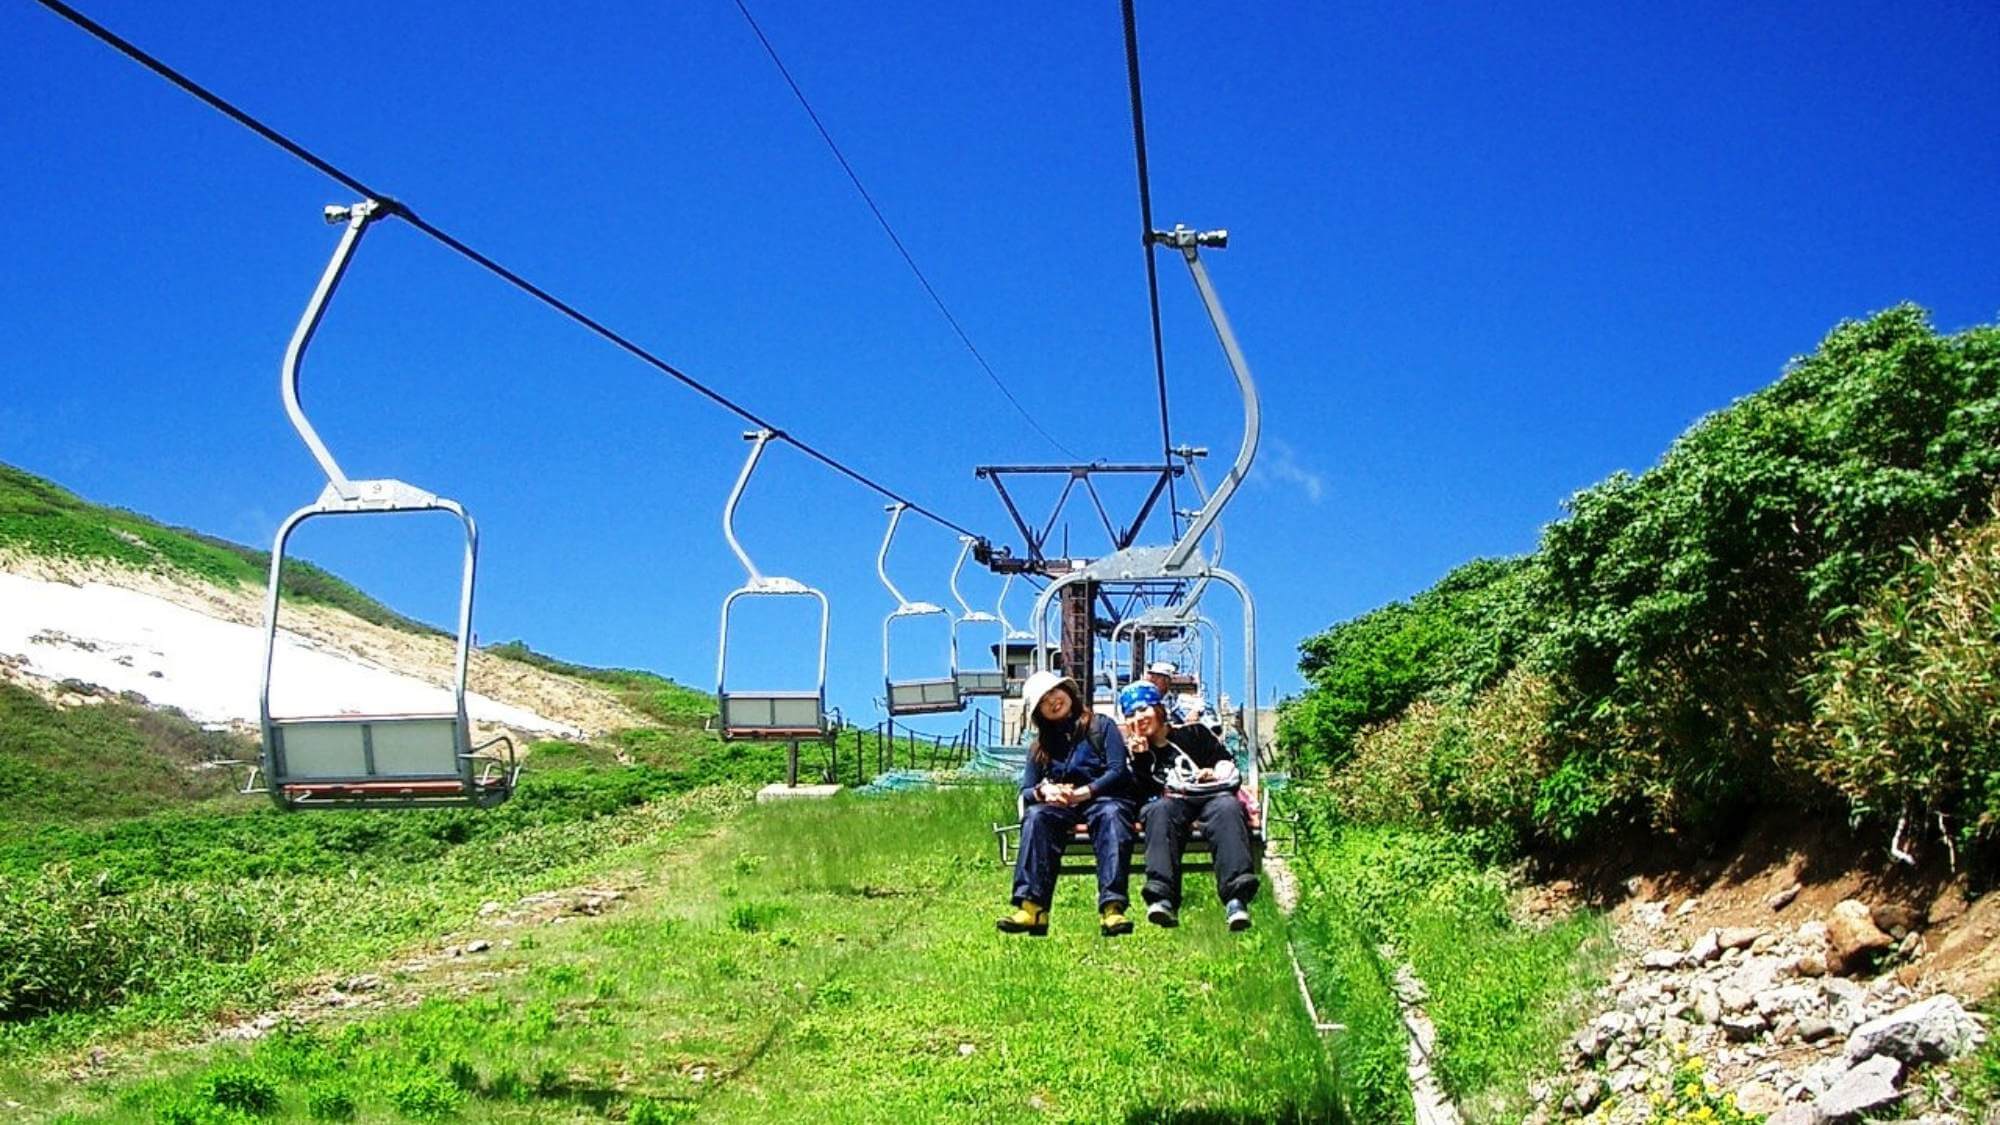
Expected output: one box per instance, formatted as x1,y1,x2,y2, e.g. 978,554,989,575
878,503,963,716
716,429,832,740
252,200,517,812
948,536,1007,698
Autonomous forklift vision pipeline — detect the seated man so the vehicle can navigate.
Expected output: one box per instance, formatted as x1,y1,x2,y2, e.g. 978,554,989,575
1119,682,1258,931
1142,661,1190,725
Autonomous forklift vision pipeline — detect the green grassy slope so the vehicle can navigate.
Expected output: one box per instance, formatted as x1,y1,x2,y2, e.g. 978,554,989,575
14,788,1342,1123
0,682,248,828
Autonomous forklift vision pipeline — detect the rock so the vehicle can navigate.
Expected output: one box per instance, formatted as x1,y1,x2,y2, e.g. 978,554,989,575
1693,987,1723,1024
1565,1074,1607,1115
1768,1106,1825,1125
466,939,491,953
1677,897,1701,917
478,900,504,917
1798,1017,1835,1042
1814,1054,1902,1121
341,974,384,993
1828,900,1894,973
1642,949,1685,970
1723,1012,1770,1041
1721,985,1755,1013
1897,931,1921,958
1796,952,1829,977
1871,903,1917,941
1634,901,1669,928
1689,929,1722,964
1771,884,1803,911
1735,1080,1784,1116
1845,995,1982,1064
1719,926,1763,950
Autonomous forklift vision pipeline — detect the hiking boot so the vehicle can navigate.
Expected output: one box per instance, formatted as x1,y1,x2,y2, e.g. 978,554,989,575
1225,898,1252,932
1100,903,1134,936
996,902,1049,936
1146,899,1180,928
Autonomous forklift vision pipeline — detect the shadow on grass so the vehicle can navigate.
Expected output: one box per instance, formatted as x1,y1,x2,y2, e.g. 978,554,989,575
1122,1103,1349,1124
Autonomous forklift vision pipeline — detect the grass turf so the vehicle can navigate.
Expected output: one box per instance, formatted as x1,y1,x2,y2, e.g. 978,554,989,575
12,787,1343,1122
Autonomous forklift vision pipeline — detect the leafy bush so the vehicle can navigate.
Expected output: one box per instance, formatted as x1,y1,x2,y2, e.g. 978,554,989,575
196,1069,279,1115
304,1085,356,1121
1788,507,2000,846
387,1071,464,1119
1280,557,1540,771
1285,305,2000,847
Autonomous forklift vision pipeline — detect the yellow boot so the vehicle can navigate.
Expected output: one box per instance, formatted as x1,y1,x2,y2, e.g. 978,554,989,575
996,901,1049,936
1100,902,1134,937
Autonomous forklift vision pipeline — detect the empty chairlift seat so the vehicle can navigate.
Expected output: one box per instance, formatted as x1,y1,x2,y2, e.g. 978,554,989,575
878,503,964,717
949,536,1007,698
252,200,517,811
715,430,833,741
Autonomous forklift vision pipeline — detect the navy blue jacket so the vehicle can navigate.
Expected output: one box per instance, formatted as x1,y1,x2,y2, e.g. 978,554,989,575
1020,713,1131,803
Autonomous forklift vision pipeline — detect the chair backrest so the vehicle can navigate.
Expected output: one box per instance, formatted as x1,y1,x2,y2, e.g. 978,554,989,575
718,690,827,738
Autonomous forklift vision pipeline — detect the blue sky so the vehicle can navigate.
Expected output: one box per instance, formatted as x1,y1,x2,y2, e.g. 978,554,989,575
4,1,1997,733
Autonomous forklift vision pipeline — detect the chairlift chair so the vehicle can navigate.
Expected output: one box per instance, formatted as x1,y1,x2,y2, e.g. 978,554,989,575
716,429,833,740
251,201,518,812
948,536,1006,698
878,503,962,715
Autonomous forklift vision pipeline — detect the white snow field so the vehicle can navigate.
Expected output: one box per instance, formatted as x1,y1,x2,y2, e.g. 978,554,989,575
0,571,577,735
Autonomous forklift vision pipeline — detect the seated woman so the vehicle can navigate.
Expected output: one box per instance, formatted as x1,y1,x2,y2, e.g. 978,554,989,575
997,670,1137,937
1121,682,1258,931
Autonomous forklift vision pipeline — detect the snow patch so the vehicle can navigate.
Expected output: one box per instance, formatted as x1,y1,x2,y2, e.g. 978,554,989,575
0,571,575,735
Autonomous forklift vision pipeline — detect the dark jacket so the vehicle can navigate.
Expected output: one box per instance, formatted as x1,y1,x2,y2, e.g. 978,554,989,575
1129,723,1234,803
1020,713,1131,803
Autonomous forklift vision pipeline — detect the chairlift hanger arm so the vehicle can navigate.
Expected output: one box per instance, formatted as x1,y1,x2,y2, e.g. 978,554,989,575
1145,226,1260,572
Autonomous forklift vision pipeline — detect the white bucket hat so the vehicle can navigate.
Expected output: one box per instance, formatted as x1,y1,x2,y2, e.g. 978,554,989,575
1146,660,1179,677
1020,669,1069,716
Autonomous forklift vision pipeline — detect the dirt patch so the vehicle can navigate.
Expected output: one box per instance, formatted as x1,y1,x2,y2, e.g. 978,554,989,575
1526,814,2000,1005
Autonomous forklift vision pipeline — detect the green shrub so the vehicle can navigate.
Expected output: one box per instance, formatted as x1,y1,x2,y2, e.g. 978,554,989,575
1790,506,2000,846
387,1071,464,1119
304,1085,356,1121
197,1069,279,1115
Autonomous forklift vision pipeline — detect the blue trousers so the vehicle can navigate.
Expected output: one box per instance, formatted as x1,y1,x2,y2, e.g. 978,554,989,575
1012,797,1136,911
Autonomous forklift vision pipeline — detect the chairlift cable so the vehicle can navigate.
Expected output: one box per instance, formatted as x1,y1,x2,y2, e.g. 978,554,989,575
31,0,988,542
731,0,1081,461
1120,0,1181,536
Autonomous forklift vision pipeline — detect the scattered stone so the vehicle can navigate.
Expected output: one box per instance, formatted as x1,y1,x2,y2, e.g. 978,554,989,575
466,939,491,954
1693,987,1723,1024
1735,1080,1784,1116
958,1043,975,1057
1677,897,1701,917
478,900,504,917
1723,1013,1769,1042
1770,884,1802,911
1565,1074,1606,1115
1827,900,1894,973
1768,1106,1825,1125
1689,929,1722,964
1718,926,1763,950
341,974,384,993
1721,985,1755,1014
1642,949,1685,971
1634,900,1669,928
1845,995,1982,1065
1798,1017,1835,1042
1814,1054,1902,1121
1896,931,1921,958
1796,952,1828,977
1870,903,1917,941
